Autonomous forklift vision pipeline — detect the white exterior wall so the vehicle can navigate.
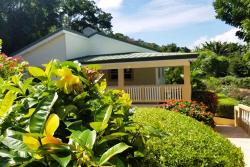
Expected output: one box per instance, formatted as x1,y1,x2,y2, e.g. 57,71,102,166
87,34,155,55
65,32,89,59
22,34,67,66
19,30,157,66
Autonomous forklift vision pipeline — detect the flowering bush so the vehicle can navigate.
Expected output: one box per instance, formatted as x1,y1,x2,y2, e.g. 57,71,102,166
161,100,214,127
0,54,28,79
0,60,158,166
0,39,28,79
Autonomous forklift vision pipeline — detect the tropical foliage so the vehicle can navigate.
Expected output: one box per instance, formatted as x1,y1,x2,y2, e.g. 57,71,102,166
0,59,152,166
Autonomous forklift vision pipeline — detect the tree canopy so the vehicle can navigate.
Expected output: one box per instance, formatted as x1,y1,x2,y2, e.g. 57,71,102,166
196,41,246,56
0,0,112,54
213,0,250,42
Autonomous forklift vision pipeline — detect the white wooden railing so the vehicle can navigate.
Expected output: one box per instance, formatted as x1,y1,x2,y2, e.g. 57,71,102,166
235,104,250,135
109,85,183,102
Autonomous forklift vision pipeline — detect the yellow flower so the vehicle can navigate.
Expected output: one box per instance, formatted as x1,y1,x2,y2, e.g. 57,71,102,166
56,67,81,94
23,114,61,151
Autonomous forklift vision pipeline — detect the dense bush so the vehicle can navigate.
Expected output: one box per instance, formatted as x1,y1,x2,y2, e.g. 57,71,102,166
229,57,250,77
132,108,244,167
219,76,250,89
216,93,238,119
0,60,149,166
161,100,214,127
192,91,218,113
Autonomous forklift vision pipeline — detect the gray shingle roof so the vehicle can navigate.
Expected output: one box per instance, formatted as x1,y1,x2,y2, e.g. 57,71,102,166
72,52,198,64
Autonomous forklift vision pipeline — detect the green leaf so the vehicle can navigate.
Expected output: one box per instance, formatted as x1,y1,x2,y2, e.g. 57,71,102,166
102,105,113,125
90,122,108,132
61,61,81,72
23,108,36,118
66,120,84,131
0,149,14,158
20,78,33,94
70,130,96,149
98,132,128,144
92,105,112,132
134,151,144,157
28,67,46,77
0,91,16,117
97,143,130,166
40,144,71,154
1,136,28,151
29,93,58,134
56,105,78,120
50,154,71,167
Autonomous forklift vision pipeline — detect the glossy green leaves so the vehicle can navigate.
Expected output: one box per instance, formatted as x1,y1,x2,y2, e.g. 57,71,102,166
29,93,58,134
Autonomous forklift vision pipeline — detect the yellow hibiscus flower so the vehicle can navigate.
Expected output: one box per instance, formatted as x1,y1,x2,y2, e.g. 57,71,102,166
56,67,81,94
23,114,61,151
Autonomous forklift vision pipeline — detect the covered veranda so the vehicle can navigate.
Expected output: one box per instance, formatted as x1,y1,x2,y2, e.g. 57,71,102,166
77,52,198,103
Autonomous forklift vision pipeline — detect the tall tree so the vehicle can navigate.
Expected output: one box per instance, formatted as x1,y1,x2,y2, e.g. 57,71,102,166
213,0,250,42
198,41,246,56
0,0,112,54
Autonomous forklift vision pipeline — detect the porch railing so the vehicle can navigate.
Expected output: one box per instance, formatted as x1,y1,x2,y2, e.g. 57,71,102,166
235,104,250,135
108,85,183,102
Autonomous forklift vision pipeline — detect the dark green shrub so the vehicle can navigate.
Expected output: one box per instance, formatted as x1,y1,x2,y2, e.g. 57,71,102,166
192,91,218,113
201,55,229,77
132,108,244,167
161,100,214,127
216,93,238,119
220,76,238,85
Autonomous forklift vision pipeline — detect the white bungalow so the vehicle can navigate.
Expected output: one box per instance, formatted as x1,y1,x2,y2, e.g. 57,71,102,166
12,27,197,103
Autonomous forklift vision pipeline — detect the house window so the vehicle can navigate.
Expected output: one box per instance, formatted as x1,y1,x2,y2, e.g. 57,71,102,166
110,69,118,80
109,69,133,80
124,69,133,80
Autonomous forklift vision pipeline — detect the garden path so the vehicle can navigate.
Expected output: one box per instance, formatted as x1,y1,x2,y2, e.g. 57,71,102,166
216,125,250,167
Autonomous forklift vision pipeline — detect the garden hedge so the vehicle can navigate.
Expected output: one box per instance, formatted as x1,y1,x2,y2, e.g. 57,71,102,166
216,93,238,119
132,108,244,167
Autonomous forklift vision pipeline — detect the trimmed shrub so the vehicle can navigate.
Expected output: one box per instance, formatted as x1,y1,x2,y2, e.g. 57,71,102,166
132,108,244,167
161,100,214,127
216,93,238,119
192,91,218,113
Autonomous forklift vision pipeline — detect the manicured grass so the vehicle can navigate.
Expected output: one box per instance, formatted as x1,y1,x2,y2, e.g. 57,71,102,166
132,107,244,167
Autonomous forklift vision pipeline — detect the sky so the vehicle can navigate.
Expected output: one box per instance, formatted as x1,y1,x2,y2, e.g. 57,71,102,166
94,0,244,49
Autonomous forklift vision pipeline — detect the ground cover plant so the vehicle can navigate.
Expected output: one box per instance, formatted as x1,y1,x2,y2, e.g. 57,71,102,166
0,59,150,166
161,100,214,127
132,108,244,167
